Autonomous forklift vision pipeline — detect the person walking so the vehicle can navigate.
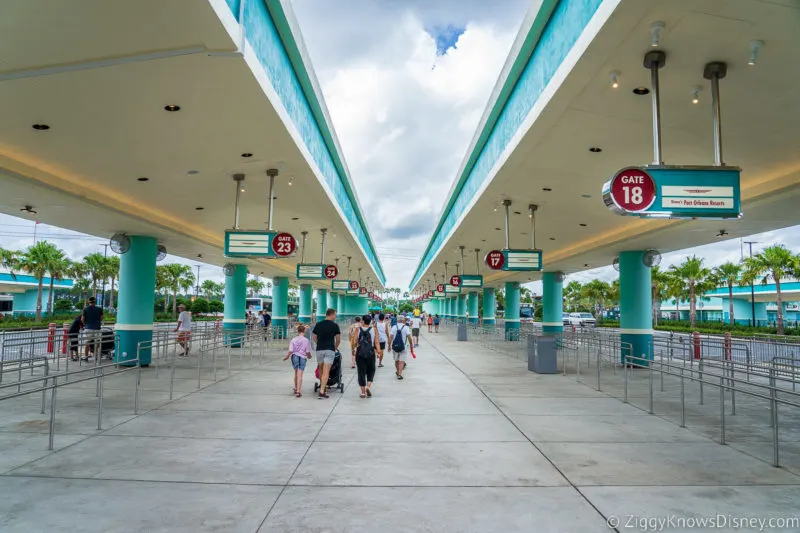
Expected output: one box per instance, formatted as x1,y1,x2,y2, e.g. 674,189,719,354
410,313,422,348
355,314,380,398
81,296,103,361
434,314,440,333
374,313,389,368
283,324,312,397
389,316,413,380
262,310,272,340
427,313,433,333
67,315,83,362
312,308,341,399
174,304,192,356
348,316,361,369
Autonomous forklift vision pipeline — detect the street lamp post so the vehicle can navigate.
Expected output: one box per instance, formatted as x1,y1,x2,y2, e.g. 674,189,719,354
744,241,758,327
99,244,108,309
195,265,201,299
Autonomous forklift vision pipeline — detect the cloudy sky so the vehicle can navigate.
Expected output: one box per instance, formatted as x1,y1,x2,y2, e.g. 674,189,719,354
1,0,798,291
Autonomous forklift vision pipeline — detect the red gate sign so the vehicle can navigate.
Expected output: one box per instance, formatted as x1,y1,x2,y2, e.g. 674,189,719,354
369,292,374,298
360,287,367,295
349,280,359,290
427,290,434,297
485,250,505,270
324,265,338,279
450,275,461,287
272,233,296,257
608,167,657,213
436,284,445,293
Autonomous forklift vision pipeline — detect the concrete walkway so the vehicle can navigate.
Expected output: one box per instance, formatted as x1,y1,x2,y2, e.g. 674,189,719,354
2,332,800,532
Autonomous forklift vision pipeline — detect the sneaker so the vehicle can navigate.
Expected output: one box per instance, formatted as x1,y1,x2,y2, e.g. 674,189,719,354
397,374,403,380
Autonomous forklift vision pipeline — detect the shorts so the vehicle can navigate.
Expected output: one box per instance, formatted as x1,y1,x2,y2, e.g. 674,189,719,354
412,328,420,337
177,330,191,343
316,349,336,365
379,342,386,350
83,329,102,345
291,354,308,371
393,350,408,362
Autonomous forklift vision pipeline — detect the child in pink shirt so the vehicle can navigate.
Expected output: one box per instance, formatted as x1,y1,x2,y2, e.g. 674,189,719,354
284,325,312,397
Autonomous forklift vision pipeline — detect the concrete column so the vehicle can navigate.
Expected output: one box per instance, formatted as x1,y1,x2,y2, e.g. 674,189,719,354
482,287,496,326
456,294,467,323
620,251,653,365
298,284,312,324
116,235,157,365
272,276,289,335
352,296,368,317
316,289,327,321
467,292,479,324
505,281,520,340
223,264,247,347
542,272,564,335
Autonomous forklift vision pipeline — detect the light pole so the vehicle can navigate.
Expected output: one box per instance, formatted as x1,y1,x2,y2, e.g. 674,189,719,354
743,240,758,327
99,244,108,309
195,265,201,299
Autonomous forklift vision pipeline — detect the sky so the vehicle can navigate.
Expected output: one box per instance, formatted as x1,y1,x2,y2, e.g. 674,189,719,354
1,0,798,292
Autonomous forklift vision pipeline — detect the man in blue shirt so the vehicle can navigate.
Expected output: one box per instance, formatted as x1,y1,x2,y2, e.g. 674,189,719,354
81,297,103,361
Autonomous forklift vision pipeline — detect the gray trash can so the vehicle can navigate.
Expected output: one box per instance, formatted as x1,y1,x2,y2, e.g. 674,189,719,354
529,335,557,373
457,323,468,342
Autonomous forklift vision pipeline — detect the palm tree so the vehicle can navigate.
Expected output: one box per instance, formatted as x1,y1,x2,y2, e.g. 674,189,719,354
650,266,670,326
520,286,533,304
179,271,196,300
71,278,92,307
669,256,715,328
265,281,273,297
16,241,62,321
581,279,611,317
156,265,171,313
162,264,194,317
712,262,742,326
46,254,70,316
0,247,17,272
247,278,265,297
106,256,120,310
564,281,582,312
201,279,221,300
288,282,299,298
742,245,799,335
665,272,686,321
83,252,107,299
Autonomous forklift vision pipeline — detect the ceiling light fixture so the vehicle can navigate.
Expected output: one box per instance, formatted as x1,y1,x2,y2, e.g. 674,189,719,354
187,170,199,175
241,152,253,158
649,21,665,48
589,146,602,153
549,237,556,241
164,104,180,112
494,227,502,231
514,211,521,215
581,194,592,198
748,40,764,66
579,223,587,227
291,217,299,221
137,177,149,182
32,123,50,130
288,176,293,186
195,207,204,210
633,86,650,95
609,70,620,88
542,187,552,192
691,86,701,104
197,254,203,258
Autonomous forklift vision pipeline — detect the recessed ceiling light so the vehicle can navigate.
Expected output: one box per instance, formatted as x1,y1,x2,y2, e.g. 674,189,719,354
291,217,299,220
579,223,587,227
513,211,521,215
137,177,149,182
549,237,556,241
481,239,486,242
494,227,502,231
521,232,527,235
542,188,552,192
241,153,253,158
32,123,50,130
164,104,180,112
581,194,592,198
195,207,204,210
589,146,602,153
633,87,650,95
187,170,199,175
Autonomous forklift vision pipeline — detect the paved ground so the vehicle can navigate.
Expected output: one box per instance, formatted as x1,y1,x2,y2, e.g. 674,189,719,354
2,331,800,532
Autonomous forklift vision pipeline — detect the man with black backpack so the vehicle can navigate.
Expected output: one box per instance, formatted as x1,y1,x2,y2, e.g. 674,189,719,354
389,315,413,380
355,314,380,398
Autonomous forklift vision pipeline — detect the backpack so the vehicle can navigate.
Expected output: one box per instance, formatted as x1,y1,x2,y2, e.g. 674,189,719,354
356,328,373,360
391,325,406,353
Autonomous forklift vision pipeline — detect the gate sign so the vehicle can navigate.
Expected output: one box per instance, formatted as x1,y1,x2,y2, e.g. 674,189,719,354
502,249,542,271
331,280,349,291
459,275,483,289
324,265,338,279
434,289,445,299
450,275,461,287
436,284,445,293
427,290,434,297
485,250,505,270
349,280,359,290
603,166,741,219
296,264,325,279
359,287,368,295
225,231,275,257
445,284,461,295
272,233,297,256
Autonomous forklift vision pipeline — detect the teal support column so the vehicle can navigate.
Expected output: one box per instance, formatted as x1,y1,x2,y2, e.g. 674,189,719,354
352,296,368,317
272,277,289,337
223,264,247,347
116,235,157,366
482,288,496,326
542,272,564,335
620,251,653,366
316,289,327,321
298,284,312,323
330,293,339,316
505,282,520,340
467,292,479,324
456,294,467,323
445,297,452,319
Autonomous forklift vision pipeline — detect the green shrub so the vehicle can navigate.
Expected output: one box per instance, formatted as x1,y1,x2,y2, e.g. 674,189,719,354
192,298,210,314
209,300,224,313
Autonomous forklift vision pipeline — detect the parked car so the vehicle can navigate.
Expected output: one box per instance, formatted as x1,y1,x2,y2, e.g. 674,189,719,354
562,313,571,326
568,312,596,327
